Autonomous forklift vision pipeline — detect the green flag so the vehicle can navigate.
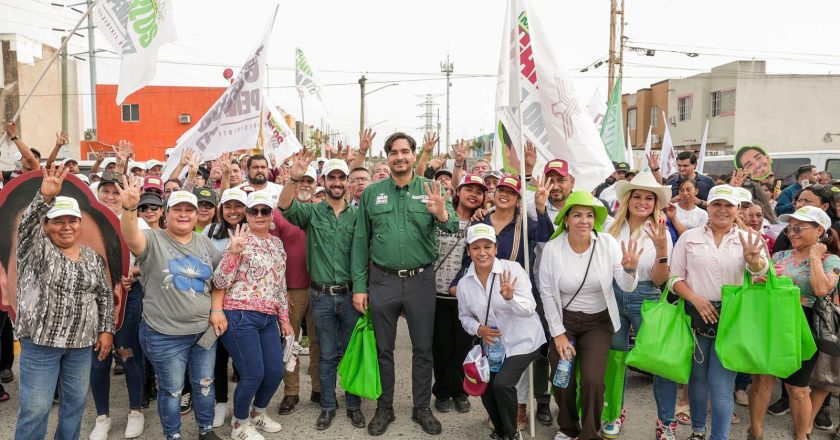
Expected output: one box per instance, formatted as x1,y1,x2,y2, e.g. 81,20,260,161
600,79,625,162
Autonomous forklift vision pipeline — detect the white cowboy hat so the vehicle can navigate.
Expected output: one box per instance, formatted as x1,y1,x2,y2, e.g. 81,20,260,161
615,171,672,206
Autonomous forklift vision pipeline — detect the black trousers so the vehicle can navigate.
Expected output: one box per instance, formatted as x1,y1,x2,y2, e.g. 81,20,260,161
432,297,473,400
369,265,437,409
0,311,13,370
484,348,542,438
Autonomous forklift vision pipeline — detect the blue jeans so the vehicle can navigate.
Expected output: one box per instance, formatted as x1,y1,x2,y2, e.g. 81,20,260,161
16,338,92,440
139,320,216,440
310,288,362,411
91,281,145,414
611,281,679,423
689,334,736,440
220,310,285,422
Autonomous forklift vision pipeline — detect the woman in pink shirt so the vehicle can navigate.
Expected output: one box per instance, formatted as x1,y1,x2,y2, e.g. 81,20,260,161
669,185,768,440
212,191,293,440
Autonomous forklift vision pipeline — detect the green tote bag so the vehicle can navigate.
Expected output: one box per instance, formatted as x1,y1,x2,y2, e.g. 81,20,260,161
338,311,382,400
625,282,694,384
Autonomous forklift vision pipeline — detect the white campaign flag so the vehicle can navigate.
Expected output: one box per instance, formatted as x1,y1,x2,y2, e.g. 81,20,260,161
162,7,278,178
659,111,677,178
642,125,653,171
259,97,302,167
587,88,607,132
94,0,176,105
494,0,614,191
697,119,710,173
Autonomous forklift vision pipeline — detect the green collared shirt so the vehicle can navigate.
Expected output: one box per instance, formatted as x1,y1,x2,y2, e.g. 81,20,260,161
351,174,459,293
282,198,358,288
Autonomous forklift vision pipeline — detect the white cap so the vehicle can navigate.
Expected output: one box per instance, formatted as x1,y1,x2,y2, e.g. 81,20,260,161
315,186,326,194
779,206,832,231
76,174,90,185
302,166,318,182
129,161,145,170
219,188,247,206
466,224,497,244
322,159,349,178
167,190,198,209
89,181,100,192
316,156,328,163
734,187,753,205
145,159,164,170
101,157,117,168
246,190,273,208
46,196,82,219
707,185,741,206
60,157,78,166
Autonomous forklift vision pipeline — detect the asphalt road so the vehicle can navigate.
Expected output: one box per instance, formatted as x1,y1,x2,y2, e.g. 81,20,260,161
0,320,824,439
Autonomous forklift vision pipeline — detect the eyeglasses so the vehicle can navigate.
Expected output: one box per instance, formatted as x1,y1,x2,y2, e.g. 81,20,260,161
246,207,273,217
198,202,215,210
138,205,161,213
789,224,818,235
349,177,371,184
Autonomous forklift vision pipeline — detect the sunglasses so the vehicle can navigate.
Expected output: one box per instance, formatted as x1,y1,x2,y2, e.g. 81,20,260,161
138,205,161,213
789,224,818,235
198,202,216,210
246,207,273,217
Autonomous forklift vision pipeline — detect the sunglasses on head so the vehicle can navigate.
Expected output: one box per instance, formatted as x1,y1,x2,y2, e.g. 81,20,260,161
138,205,161,212
246,207,273,217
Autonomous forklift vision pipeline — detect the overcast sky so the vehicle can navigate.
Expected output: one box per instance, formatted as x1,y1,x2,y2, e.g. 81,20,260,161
3,0,840,155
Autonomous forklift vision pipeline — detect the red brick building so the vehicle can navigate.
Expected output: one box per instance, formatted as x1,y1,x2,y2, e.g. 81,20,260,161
93,84,226,160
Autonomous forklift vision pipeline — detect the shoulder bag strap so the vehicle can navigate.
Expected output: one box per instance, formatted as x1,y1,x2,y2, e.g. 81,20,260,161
562,233,597,312
508,214,522,262
483,273,498,326
434,227,466,272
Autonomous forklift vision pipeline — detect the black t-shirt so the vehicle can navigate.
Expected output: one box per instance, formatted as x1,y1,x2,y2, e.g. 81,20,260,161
1,170,22,183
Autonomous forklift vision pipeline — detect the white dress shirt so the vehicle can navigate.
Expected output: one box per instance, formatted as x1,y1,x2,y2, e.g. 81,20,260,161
612,221,673,283
457,259,546,357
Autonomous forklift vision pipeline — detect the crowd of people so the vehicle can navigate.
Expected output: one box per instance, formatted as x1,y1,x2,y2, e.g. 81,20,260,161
2,118,840,440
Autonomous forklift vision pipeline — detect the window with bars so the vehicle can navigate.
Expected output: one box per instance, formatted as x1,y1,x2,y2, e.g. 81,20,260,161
678,95,692,121
627,108,637,129
711,89,736,116
122,104,140,122
650,106,659,128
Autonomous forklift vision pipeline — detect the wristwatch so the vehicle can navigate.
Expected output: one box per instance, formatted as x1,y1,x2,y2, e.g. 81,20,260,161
10,136,19,141
658,256,668,264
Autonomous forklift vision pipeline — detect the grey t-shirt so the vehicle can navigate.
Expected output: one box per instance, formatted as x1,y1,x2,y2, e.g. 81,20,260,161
434,219,468,297
138,229,221,335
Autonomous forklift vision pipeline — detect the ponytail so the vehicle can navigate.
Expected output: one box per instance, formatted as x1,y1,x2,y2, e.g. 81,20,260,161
822,227,840,256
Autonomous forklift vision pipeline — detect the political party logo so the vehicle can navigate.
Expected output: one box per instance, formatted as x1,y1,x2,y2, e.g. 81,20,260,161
130,0,168,48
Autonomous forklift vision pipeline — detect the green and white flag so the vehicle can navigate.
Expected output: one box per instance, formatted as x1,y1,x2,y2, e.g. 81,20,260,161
600,78,625,162
295,48,322,101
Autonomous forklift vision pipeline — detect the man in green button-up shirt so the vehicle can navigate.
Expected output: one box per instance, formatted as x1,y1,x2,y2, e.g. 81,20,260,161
350,132,458,437
279,154,367,431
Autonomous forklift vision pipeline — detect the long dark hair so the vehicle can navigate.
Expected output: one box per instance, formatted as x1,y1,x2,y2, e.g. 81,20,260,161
741,180,778,224
821,227,840,256
210,203,245,240
795,185,839,223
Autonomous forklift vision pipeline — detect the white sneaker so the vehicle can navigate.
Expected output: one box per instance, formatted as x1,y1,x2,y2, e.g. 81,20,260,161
251,412,282,433
231,423,265,440
89,414,111,440
213,402,228,428
554,431,577,440
124,411,144,438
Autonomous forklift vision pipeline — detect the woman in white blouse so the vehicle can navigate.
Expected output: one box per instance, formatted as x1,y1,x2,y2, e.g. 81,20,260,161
539,191,641,440
458,224,546,440
604,172,677,439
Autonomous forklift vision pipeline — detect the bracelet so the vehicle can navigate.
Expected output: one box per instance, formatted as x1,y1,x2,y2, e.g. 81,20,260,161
289,177,301,184
210,309,224,313
651,167,660,172
10,136,19,141
122,205,137,211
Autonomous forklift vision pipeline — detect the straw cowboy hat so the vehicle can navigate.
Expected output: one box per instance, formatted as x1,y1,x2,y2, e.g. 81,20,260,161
615,171,672,206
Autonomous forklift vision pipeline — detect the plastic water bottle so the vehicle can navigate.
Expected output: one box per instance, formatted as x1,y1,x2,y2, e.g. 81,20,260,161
486,326,505,373
552,340,576,388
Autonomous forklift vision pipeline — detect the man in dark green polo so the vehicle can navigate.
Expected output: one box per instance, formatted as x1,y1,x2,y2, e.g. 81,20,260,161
279,155,365,432
351,132,458,436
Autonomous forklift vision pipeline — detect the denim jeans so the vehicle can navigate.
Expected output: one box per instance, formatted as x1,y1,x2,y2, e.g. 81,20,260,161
91,281,145,414
139,320,216,440
16,338,92,440
310,288,362,411
220,310,285,423
610,281,679,423
689,334,736,440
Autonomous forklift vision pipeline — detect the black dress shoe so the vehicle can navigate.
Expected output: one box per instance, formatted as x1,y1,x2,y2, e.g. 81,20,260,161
198,430,221,440
412,407,442,435
310,391,321,405
367,407,395,436
0,369,14,383
347,408,366,428
536,402,553,426
434,397,452,413
316,410,335,430
278,395,300,415
453,395,471,413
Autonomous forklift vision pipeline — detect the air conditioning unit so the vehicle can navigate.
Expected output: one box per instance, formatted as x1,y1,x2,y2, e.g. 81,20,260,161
178,114,191,124
669,116,677,126
84,128,96,140
651,134,661,144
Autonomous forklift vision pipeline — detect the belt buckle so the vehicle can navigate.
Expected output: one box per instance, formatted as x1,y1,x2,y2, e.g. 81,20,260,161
397,269,410,278
327,285,343,294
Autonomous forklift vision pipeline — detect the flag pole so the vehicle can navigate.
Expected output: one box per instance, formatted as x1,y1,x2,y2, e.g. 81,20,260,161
299,96,306,149
1,0,97,145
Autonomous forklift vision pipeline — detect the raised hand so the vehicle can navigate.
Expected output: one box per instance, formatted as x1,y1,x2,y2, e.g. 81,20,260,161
275,165,290,185
343,146,357,164
5,121,17,138
227,223,250,254
359,128,376,154
646,153,659,171
499,269,517,300
533,174,554,210
116,140,133,161
179,147,195,167
429,153,446,170
40,165,69,203
739,228,765,268
218,152,232,174
524,140,537,173
116,174,143,210
452,139,468,165
422,132,439,155
290,150,317,180
620,239,644,272
663,203,677,219
423,180,447,219
644,218,670,253
730,168,748,187
55,130,68,147
94,149,107,161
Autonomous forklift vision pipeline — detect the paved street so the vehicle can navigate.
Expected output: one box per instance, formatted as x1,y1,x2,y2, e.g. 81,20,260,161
0,320,822,439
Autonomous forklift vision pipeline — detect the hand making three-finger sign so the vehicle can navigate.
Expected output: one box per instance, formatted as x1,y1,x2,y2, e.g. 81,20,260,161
499,269,517,301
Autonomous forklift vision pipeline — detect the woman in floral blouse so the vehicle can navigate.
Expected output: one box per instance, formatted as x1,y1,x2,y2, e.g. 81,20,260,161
212,190,293,439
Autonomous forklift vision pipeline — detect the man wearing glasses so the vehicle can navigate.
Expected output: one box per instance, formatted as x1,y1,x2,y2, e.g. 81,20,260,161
348,167,371,208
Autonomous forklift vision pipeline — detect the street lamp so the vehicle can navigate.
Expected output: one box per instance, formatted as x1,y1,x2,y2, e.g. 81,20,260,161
824,132,840,143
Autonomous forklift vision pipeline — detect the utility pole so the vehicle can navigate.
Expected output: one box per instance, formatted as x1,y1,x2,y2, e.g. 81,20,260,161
358,74,367,161
607,0,625,100
440,55,454,150
436,108,441,155
61,37,68,133
86,0,98,139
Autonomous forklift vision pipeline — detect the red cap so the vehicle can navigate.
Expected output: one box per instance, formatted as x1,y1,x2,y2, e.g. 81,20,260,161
142,176,164,193
458,173,488,191
495,175,522,195
462,361,489,397
544,159,570,177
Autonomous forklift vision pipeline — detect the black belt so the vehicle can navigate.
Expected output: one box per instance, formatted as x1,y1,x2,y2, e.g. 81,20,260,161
374,263,431,278
310,282,350,295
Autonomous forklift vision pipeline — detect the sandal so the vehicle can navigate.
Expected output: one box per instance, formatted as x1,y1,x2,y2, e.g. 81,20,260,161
675,404,691,425
731,411,740,424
